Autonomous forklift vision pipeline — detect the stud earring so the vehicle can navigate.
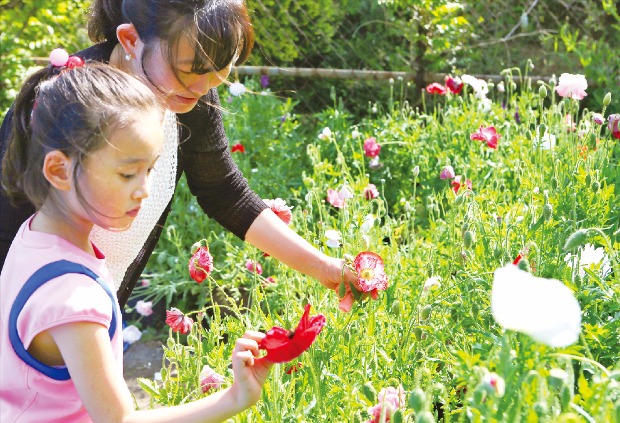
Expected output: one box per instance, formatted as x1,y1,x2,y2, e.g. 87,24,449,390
125,53,133,61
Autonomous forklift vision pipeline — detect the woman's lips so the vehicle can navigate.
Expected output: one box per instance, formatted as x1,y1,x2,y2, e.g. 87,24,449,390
126,206,141,217
174,94,199,105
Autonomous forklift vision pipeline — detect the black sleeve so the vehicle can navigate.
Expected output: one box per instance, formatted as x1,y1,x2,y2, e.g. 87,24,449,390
177,88,267,240
0,107,36,272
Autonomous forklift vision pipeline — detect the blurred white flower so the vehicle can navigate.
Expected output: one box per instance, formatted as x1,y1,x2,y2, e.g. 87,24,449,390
423,276,441,292
360,214,375,233
368,156,382,170
351,129,360,139
564,243,611,278
135,300,153,317
325,229,342,248
497,81,505,93
229,81,246,96
462,74,489,98
338,185,354,200
536,131,556,150
491,265,581,347
122,324,142,344
154,371,162,381
318,127,332,140
481,372,506,397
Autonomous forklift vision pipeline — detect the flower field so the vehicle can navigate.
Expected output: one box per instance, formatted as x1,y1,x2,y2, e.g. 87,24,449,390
132,70,620,422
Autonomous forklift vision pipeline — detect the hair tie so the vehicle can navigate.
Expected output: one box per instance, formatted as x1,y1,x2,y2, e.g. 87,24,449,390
49,48,84,68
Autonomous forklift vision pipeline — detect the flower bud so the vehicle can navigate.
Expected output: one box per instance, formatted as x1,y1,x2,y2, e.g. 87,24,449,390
517,257,531,272
585,174,592,186
539,85,548,99
361,381,377,403
539,124,547,136
551,177,558,190
543,203,553,221
591,180,600,193
534,401,548,418
525,129,533,140
603,92,611,106
563,229,589,251
392,409,404,423
420,305,432,321
463,230,475,248
412,165,420,177
408,388,427,413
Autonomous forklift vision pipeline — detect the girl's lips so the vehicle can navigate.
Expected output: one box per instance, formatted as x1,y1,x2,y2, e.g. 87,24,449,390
174,95,199,105
126,207,141,217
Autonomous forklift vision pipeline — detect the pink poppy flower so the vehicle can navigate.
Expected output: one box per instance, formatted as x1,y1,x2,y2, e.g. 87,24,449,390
445,76,463,94
366,385,406,423
564,114,576,132
452,175,472,194
555,73,588,100
354,251,389,294
608,114,620,139
363,137,381,157
165,308,193,334
440,165,455,180
592,113,605,125
326,186,354,209
135,300,153,317
426,82,447,95
363,184,379,200
245,259,263,275
264,198,293,225
188,246,214,284
470,125,500,149
259,304,326,363
200,365,225,393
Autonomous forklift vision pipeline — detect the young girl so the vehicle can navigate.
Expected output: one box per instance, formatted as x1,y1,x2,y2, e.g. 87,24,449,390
0,0,358,309
0,54,270,422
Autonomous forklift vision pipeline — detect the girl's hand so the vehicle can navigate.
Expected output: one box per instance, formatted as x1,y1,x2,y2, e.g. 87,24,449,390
317,256,357,291
229,331,272,409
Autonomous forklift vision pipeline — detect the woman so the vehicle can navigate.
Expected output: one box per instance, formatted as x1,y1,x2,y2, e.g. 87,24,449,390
0,0,356,307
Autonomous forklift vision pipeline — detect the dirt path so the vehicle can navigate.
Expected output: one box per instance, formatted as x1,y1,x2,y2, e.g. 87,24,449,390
124,340,165,410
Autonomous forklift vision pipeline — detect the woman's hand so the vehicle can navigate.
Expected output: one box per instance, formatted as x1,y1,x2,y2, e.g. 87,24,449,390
229,331,272,409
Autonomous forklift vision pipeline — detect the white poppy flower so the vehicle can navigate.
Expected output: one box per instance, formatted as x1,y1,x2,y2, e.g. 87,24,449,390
535,131,556,150
423,276,441,292
360,214,375,233
229,81,246,96
325,229,342,248
318,127,332,140
491,265,581,347
122,324,143,344
351,129,360,138
564,243,612,278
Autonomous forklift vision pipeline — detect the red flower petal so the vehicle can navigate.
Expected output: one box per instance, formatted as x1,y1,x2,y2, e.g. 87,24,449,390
259,304,326,363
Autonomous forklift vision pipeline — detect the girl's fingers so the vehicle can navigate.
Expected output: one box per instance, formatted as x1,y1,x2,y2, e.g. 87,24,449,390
242,330,266,343
235,337,261,357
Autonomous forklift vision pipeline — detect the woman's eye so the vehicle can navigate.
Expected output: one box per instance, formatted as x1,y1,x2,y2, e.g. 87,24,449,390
120,173,135,180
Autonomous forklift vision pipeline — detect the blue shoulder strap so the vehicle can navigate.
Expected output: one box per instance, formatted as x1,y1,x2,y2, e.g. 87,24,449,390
8,259,118,381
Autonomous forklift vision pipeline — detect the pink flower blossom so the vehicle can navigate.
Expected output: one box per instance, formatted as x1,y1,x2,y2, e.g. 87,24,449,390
188,246,214,284
354,252,388,294
366,385,406,423
200,365,225,393
264,198,293,225
326,186,354,209
470,125,500,149
555,73,588,100
363,184,379,200
140,279,150,287
135,300,153,317
440,165,455,180
426,82,447,95
452,175,472,194
592,113,605,125
564,114,576,132
165,308,193,334
363,137,381,157
245,259,263,275
608,114,620,139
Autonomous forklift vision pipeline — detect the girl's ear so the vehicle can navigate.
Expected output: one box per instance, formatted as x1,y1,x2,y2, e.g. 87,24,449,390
116,23,141,58
42,150,72,191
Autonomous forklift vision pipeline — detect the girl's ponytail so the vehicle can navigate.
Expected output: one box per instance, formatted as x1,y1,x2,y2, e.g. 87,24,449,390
1,66,55,205
88,0,126,43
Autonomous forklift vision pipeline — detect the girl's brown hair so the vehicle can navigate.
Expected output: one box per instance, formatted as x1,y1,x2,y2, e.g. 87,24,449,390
1,63,161,216
88,0,254,81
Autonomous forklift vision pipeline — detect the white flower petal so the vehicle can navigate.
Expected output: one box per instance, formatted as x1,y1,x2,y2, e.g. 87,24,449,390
122,325,143,344
491,265,581,347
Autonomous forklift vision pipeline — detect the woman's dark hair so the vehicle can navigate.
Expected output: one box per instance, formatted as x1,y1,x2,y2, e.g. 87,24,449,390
1,63,161,217
88,0,254,77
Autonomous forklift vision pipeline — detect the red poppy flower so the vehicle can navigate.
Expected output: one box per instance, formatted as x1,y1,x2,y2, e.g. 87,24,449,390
470,125,500,149
445,77,463,94
188,246,214,283
426,82,447,95
231,143,245,153
513,254,523,265
451,175,472,194
363,183,379,200
259,304,326,363
165,308,193,334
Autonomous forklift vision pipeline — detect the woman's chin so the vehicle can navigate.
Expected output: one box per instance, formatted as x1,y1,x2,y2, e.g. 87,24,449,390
166,96,199,114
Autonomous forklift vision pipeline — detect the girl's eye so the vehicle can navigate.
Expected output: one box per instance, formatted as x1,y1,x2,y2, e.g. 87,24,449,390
120,173,135,180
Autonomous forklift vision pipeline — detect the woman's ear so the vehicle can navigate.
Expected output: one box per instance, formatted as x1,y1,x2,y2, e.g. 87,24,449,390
116,23,141,58
42,150,72,191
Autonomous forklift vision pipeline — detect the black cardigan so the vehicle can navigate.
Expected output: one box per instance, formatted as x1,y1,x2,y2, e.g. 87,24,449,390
0,41,268,306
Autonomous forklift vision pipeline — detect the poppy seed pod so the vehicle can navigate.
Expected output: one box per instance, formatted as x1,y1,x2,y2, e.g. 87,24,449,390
463,230,476,248
361,382,377,403
603,92,612,106
564,229,589,251
421,305,432,320
543,203,553,221
408,388,427,413
539,85,548,99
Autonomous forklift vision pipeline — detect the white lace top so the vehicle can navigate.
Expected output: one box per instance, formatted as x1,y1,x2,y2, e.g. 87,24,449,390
90,110,178,289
